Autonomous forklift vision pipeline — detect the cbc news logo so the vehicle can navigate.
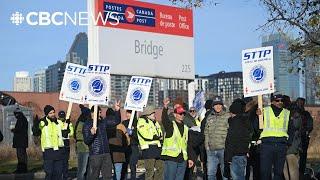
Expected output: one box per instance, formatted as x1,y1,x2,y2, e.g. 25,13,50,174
10,11,120,26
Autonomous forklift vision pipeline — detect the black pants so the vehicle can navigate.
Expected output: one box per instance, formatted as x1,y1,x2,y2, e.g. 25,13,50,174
44,159,63,180
62,147,70,180
88,153,112,180
260,142,287,180
16,148,28,173
246,145,260,180
122,145,139,180
299,135,310,175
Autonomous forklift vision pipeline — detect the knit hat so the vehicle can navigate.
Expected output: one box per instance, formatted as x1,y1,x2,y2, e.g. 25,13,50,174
141,106,155,116
44,105,55,116
229,98,246,115
204,99,213,110
81,107,91,116
58,111,66,118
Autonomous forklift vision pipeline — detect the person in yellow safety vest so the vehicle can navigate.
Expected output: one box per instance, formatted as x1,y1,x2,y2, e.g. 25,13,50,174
257,94,295,180
189,107,201,127
161,98,194,180
58,110,74,180
39,105,65,180
137,106,164,180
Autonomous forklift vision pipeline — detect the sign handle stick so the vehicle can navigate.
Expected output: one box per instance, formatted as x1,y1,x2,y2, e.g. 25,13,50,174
93,105,98,129
66,102,73,120
128,110,136,129
258,95,263,129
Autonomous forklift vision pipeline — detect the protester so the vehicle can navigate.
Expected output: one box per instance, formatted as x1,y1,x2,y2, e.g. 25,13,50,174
0,129,3,142
83,102,121,180
106,108,130,180
58,110,74,180
258,93,294,180
122,110,139,180
296,97,313,178
224,98,251,180
74,105,91,180
39,105,65,180
244,97,261,180
12,108,28,173
201,96,229,180
137,106,164,180
162,98,194,180
283,102,302,180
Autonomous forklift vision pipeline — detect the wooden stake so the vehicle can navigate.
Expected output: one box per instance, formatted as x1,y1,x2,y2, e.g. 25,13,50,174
258,95,263,129
128,110,136,129
66,102,73,120
93,105,98,129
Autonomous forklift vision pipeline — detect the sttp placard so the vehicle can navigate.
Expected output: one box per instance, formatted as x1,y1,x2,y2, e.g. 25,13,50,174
124,76,153,111
94,0,194,79
59,63,87,104
242,46,275,97
85,64,111,105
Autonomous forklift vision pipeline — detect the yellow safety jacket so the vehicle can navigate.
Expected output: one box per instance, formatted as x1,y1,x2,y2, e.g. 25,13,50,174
260,106,290,139
137,117,162,150
39,117,64,152
161,121,188,160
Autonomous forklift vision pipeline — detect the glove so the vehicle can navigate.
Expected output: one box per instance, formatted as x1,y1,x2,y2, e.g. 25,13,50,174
66,119,71,124
126,128,133,136
223,162,231,178
62,130,69,138
152,135,160,140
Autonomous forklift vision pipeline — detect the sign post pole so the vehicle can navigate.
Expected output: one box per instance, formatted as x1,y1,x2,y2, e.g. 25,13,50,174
258,95,263,129
128,110,136,129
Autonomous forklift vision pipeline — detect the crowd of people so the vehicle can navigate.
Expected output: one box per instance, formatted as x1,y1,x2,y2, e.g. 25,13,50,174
3,94,315,180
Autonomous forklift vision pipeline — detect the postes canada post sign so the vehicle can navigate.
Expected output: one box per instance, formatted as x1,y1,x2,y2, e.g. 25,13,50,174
94,0,194,80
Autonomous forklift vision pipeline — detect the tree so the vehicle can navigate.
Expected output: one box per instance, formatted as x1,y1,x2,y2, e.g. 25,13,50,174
259,0,320,59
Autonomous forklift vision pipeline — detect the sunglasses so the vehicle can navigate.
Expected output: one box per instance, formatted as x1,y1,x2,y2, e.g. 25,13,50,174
189,110,195,112
275,99,283,102
177,112,186,116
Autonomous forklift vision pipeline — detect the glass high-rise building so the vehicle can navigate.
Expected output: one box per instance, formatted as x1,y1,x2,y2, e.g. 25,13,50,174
262,34,305,100
33,69,46,92
46,61,66,92
66,32,88,66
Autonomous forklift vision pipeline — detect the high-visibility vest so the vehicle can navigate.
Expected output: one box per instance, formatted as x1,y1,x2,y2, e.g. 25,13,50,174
260,106,290,139
161,121,188,160
59,118,74,140
137,117,162,150
39,117,64,152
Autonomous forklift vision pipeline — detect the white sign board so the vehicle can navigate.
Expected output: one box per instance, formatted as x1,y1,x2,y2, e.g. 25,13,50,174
59,63,87,104
85,64,111,105
242,46,275,97
92,0,194,79
124,76,153,111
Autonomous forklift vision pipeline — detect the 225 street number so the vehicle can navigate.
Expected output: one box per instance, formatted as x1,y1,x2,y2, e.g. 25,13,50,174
181,64,192,73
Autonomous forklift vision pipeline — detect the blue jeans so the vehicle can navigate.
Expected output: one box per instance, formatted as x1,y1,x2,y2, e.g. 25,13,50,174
164,160,186,180
206,149,227,180
231,155,247,180
260,142,287,180
113,163,123,180
77,152,89,180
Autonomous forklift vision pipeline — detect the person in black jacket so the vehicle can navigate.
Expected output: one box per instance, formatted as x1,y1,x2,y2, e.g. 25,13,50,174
12,108,28,173
0,129,3,142
224,99,251,180
296,97,313,178
83,101,121,180
122,110,139,180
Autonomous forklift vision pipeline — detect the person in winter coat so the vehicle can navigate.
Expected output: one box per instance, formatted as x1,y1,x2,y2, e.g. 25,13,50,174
75,105,91,180
58,110,74,180
201,96,229,180
223,99,251,180
12,108,28,173
0,129,3,142
122,110,139,180
83,101,121,180
106,108,130,180
283,103,302,180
